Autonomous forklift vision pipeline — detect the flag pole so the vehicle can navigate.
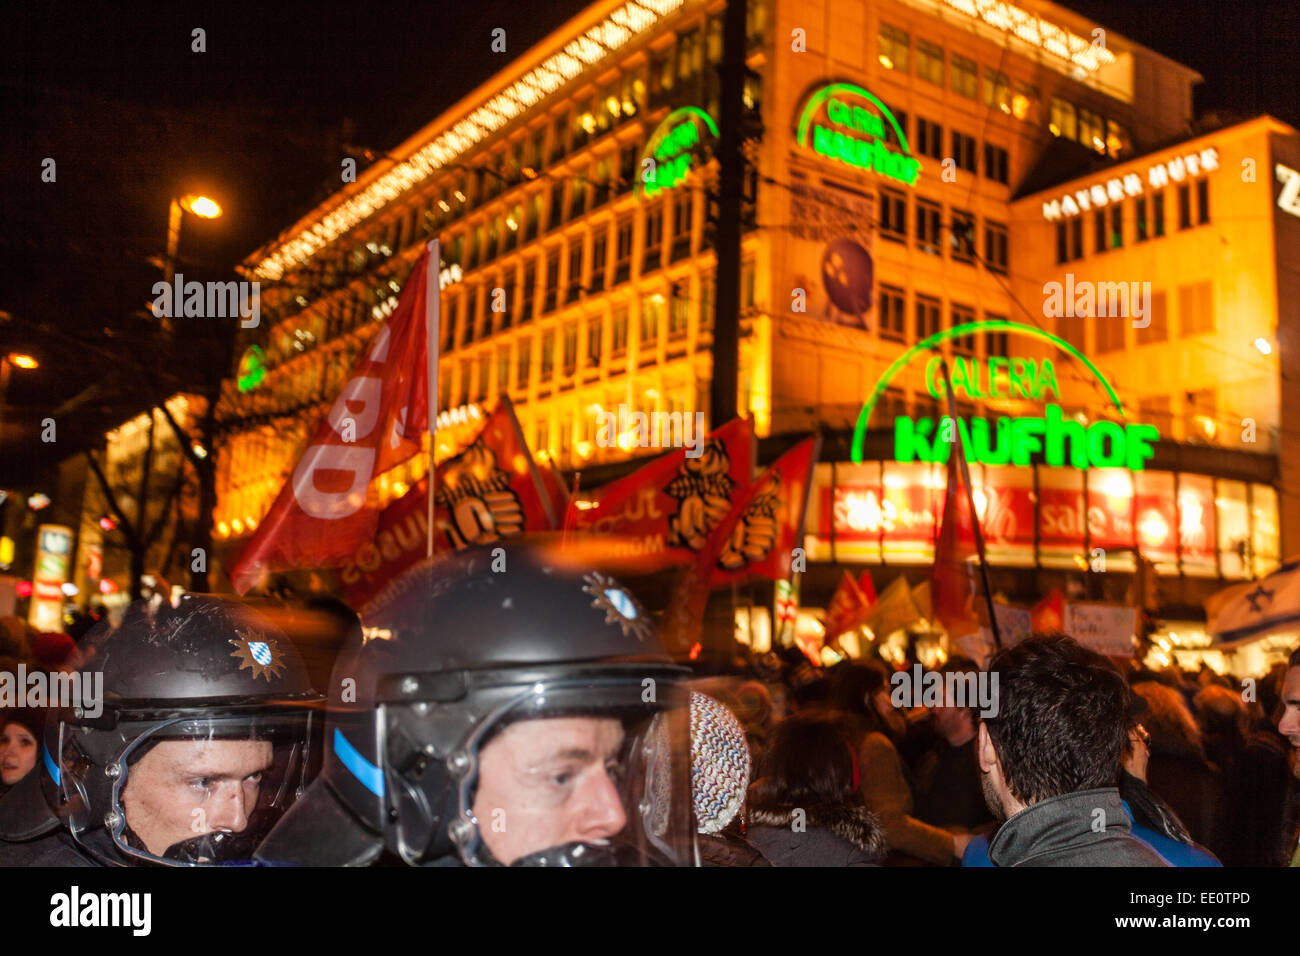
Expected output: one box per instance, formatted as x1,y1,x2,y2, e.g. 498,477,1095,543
937,357,1001,650
425,240,441,559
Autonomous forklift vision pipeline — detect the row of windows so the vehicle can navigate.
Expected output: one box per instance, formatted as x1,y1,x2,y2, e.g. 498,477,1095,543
883,110,1010,185
878,187,1008,271
876,285,1009,355
526,384,696,467
440,190,703,351
878,22,1131,159
440,272,741,407
1058,280,1216,352
1055,180,1210,263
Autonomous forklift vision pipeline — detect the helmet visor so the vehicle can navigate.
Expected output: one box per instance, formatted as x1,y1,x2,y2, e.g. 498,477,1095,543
104,712,315,866
389,676,697,866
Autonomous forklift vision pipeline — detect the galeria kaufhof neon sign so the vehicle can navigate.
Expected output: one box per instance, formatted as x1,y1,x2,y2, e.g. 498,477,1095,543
640,107,718,199
851,321,1160,470
796,83,921,186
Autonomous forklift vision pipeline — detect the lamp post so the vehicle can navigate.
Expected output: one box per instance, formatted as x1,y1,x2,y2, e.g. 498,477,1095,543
0,351,40,446
164,194,223,288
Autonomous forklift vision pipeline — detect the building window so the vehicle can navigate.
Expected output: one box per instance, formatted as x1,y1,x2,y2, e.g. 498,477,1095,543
879,24,910,72
1109,205,1124,250
983,143,1009,185
1196,178,1210,224
1096,314,1125,352
951,131,976,173
516,334,532,388
611,304,629,357
1049,97,1076,140
916,199,942,255
1078,107,1104,151
671,190,693,261
571,97,594,151
881,104,908,149
669,280,690,339
534,419,549,459
619,140,639,194
525,192,543,243
915,295,941,341
951,303,976,355
540,329,555,383
1153,191,1166,237
700,274,714,332
521,259,536,323
983,317,1008,358
915,118,943,160
951,54,977,99
563,321,578,376
1137,290,1168,344
444,296,459,351
1177,184,1192,230
1056,313,1084,352
496,345,511,395
741,258,756,312
879,285,906,342
643,201,664,273
983,69,1010,113
879,187,907,241
591,155,613,209
548,180,565,232
566,238,583,303
476,351,491,402
543,248,560,313
1178,280,1214,336
950,209,975,262
984,220,1008,273
614,215,633,285
590,229,608,293
1093,210,1107,254
917,40,944,85
459,358,472,405
1185,388,1216,444
499,267,516,329
640,294,663,353
569,173,588,220
587,316,603,366
1135,197,1149,242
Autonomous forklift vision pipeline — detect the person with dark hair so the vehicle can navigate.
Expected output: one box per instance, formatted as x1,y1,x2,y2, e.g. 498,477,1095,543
830,662,967,865
745,713,886,866
978,635,1168,866
913,661,997,833
1278,646,1300,865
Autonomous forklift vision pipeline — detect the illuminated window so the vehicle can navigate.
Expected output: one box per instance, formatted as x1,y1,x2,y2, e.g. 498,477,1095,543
917,40,944,85
983,69,1010,112
540,329,555,383
549,112,568,164
548,180,565,232
520,259,536,323
568,172,588,220
587,316,603,365
534,419,549,458
915,199,942,256
1137,290,1168,345
571,96,594,151
1049,98,1076,140
476,352,491,402
671,190,693,262
878,286,905,342
700,274,714,332
525,193,543,242
563,321,578,377
443,295,459,351
983,220,1008,273
951,55,977,99
611,305,629,357
566,238,583,303
459,358,472,405
496,345,511,394
951,131,976,173
516,334,533,388
983,143,1009,185
1012,82,1039,121
640,295,663,353
1216,478,1249,578
1077,107,1104,151
619,140,639,195
879,187,907,242
914,295,941,340
544,248,560,314
677,27,703,85
669,280,690,339
1178,281,1214,336
642,202,664,274
614,215,634,285
499,267,516,329
878,24,910,72
592,155,613,209
590,229,608,293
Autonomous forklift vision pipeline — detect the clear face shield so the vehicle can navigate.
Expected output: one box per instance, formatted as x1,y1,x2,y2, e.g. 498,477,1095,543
59,711,315,866
387,676,697,866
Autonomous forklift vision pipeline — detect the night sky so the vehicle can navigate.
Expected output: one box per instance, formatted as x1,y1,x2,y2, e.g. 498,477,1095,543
1,0,1296,476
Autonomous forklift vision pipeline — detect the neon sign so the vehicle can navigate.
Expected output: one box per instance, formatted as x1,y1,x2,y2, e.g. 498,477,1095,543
796,83,921,186
640,107,718,198
237,345,267,393
1041,148,1218,220
851,320,1160,470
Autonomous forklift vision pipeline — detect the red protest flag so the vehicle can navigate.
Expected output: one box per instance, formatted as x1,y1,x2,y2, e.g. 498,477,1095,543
932,437,981,639
230,245,434,594
856,569,877,606
711,436,819,584
572,417,753,572
1031,588,1065,633
822,569,873,642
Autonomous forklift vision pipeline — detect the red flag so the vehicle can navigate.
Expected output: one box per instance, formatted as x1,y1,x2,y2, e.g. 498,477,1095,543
339,396,555,613
572,417,753,572
230,246,433,594
932,443,981,638
822,570,873,642
711,436,819,584
1031,588,1065,633
856,570,877,606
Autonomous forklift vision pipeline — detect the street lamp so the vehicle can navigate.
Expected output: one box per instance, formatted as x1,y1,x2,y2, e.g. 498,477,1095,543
164,193,223,287
0,351,40,445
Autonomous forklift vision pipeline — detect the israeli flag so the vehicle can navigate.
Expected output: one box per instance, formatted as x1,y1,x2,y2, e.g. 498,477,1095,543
1207,558,1300,642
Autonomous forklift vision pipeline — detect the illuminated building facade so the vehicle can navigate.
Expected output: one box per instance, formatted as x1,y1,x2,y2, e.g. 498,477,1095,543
217,0,1299,655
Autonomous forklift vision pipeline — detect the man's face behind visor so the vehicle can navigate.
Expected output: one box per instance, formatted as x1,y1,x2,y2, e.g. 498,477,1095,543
121,738,273,859
471,717,628,865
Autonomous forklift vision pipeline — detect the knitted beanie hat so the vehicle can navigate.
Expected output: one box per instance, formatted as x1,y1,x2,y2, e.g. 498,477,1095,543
690,691,751,835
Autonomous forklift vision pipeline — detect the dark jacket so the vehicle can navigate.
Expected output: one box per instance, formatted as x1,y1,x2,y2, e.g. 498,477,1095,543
698,821,772,867
1202,729,1290,866
747,803,887,867
988,788,1171,867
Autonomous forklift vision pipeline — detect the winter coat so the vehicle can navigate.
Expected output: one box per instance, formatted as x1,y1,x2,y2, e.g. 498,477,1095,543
746,802,887,867
987,788,1170,867
857,731,956,864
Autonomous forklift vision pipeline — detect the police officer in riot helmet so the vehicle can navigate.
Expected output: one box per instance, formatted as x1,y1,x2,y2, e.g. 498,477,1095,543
256,544,699,866
25,595,322,866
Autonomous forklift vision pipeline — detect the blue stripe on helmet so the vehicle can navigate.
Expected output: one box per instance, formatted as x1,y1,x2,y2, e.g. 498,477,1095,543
43,743,60,785
333,728,384,797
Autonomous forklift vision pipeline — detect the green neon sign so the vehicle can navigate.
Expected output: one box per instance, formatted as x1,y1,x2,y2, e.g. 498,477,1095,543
850,320,1159,470
796,83,921,186
237,344,267,393
640,107,719,198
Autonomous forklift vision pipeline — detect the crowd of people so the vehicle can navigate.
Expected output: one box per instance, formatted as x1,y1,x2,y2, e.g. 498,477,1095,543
0,543,1297,867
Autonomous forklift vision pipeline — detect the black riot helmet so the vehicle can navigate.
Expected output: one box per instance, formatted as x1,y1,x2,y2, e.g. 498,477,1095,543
43,595,322,866
257,544,699,867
